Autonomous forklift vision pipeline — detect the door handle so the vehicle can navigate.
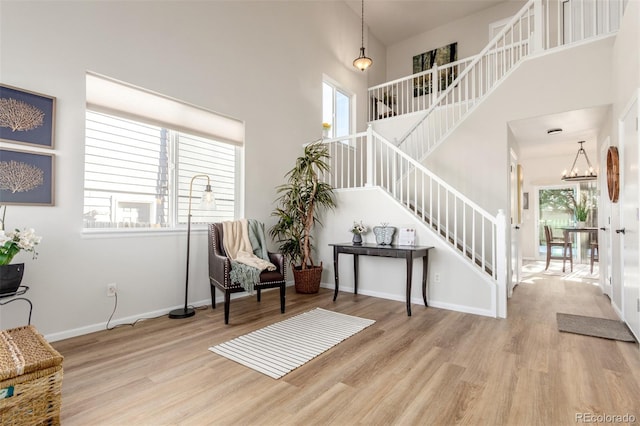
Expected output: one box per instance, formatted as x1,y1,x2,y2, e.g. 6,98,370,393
515,226,520,230
599,227,606,231
616,228,626,234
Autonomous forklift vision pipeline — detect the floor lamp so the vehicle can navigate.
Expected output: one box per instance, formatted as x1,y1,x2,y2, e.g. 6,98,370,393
169,174,216,319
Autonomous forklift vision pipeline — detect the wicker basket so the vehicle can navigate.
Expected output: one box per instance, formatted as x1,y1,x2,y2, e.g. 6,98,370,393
0,325,63,425
292,264,323,294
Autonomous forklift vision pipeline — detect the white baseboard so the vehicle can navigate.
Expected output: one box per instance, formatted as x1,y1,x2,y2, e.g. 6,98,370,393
44,299,210,342
319,282,496,318
44,283,296,342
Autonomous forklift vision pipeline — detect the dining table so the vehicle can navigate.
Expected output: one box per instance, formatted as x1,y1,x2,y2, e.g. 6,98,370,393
560,226,598,263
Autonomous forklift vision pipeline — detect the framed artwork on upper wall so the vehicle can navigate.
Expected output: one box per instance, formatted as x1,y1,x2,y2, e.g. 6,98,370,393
0,83,56,148
0,148,55,206
412,42,458,97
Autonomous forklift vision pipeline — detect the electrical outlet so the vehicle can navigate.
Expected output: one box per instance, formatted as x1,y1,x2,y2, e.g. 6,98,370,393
434,273,441,283
107,283,117,297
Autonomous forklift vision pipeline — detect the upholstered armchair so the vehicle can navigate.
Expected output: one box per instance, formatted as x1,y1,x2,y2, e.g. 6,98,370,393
208,223,286,324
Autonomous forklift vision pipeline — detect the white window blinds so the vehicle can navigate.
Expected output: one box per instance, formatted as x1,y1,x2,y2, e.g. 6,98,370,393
86,72,244,146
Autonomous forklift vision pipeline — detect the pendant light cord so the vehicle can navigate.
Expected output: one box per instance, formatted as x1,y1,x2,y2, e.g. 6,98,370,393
361,0,365,48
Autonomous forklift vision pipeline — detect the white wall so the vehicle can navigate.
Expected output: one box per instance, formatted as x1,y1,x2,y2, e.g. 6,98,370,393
0,1,374,339
385,1,526,81
315,188,496,316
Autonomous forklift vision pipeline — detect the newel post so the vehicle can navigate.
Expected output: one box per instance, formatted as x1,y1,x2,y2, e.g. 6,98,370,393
495,209,508,318
532,0,544,53
366,124,374,186
431,62,439,105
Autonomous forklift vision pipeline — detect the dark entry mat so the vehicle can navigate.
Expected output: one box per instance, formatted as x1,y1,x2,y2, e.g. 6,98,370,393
557,313,636,342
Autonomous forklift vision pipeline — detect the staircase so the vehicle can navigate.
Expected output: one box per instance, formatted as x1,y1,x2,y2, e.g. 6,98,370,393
372,0,624,162
319,0,624,318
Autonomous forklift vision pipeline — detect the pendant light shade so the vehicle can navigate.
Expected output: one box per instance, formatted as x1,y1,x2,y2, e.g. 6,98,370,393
561,141,597,182
353,48,373,71
353,0,372,71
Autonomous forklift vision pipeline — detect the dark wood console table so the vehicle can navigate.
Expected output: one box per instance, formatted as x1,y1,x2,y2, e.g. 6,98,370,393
330,243,434,316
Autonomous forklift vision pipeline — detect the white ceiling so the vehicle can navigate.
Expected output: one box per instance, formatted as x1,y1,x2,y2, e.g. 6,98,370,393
345,0,511,46
508,105,610,159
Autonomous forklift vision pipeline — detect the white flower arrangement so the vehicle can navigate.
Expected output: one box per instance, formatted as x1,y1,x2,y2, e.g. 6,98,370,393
0,228,42,265
350,221,367,235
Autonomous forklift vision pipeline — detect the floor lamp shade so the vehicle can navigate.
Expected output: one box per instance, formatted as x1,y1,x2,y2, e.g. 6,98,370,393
169,175,216,319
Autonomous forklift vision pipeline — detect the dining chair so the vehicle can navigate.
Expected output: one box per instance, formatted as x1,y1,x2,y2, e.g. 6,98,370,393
590,233,599,274
544,225,573,272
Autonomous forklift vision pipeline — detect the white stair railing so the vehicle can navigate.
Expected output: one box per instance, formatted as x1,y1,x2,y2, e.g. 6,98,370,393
368,57,475,122
373,0,624,161
319,129,507,286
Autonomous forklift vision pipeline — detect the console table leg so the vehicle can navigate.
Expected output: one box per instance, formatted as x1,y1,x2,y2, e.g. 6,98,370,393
422,251,429,307
333,246,339,301
406,254,413,316
353,254,359,295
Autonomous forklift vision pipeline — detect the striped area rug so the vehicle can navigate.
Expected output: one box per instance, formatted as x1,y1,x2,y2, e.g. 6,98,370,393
209,308,375,379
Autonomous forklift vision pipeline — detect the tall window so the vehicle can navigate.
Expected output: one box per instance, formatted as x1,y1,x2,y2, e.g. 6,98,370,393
84,73,242,230
322,79,352,138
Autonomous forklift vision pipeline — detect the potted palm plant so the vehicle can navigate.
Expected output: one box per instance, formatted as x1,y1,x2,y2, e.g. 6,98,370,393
270,141,336,293
566,192,590,227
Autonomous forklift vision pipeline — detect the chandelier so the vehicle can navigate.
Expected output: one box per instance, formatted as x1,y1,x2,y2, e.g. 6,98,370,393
561,141,597,181
353,0,372,71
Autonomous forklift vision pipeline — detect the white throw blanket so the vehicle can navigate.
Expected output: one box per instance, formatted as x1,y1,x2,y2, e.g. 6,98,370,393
222,219,275,272
222,219,276,292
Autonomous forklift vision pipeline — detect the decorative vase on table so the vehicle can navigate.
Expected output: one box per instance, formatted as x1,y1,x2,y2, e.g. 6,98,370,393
352,233,363,245
0,263,24,295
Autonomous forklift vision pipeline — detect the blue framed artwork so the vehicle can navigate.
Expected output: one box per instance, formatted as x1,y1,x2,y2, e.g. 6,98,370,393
0,148,55,206
0,84,56,148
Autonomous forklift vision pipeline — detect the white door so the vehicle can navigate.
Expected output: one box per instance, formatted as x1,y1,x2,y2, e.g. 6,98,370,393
619,95,639,340
599,140,613,297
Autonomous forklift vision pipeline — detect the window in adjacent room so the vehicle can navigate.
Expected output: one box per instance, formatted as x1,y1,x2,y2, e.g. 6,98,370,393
322,77,353,139
83,73,243,231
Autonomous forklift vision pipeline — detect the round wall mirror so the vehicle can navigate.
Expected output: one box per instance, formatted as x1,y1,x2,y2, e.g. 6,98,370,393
606,146,619,203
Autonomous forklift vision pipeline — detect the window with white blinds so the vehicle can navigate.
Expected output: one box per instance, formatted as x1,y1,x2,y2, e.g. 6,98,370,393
84,110,237,230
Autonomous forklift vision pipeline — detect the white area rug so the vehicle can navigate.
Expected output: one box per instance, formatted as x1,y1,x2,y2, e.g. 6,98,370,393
209,308,375,379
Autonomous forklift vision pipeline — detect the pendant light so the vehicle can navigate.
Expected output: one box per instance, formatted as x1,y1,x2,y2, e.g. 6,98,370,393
561,141,597,181
353,0,372,71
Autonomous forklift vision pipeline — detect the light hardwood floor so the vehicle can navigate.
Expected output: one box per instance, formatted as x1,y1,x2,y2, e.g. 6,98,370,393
52,269,640,425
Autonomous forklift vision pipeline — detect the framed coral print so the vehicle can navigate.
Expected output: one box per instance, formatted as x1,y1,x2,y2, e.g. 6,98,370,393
0,148,55,206
0,84,56,148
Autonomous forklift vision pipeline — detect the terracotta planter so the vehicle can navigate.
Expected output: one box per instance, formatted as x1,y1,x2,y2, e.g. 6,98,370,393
292,264,323,294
